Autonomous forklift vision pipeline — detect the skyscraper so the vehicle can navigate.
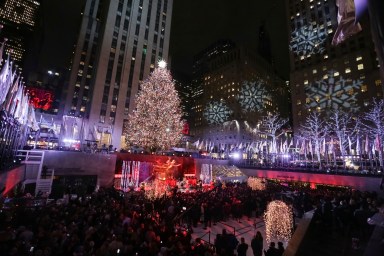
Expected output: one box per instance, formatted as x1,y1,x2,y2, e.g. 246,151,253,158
190,40,287,152
63,0,173,149
0,0,40,65
287,0,382,133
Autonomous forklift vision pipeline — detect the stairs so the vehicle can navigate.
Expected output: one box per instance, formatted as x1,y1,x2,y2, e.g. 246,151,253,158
35,168,54,196
16,150,54,197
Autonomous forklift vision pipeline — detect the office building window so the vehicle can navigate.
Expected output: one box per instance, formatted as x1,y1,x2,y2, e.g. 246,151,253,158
357,64,364,70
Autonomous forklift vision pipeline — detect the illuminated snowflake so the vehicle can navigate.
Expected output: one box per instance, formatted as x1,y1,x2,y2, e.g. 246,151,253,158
289,23,327,56
203,101,232,125
305,70,363,112
237,80,271,112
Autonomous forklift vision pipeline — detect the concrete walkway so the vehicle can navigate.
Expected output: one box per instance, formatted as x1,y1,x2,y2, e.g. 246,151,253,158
191,215,293,256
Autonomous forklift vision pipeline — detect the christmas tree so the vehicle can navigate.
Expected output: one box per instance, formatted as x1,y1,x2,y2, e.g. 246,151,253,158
124,61,184,151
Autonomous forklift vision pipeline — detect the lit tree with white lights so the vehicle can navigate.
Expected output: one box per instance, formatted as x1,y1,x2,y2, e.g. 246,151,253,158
124,61,184,151
329,109,359,168
363,99,384,169
261,114,289,159
299,111,327,169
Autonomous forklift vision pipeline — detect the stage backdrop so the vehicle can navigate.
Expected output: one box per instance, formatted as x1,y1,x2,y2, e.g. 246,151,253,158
115,153,196,180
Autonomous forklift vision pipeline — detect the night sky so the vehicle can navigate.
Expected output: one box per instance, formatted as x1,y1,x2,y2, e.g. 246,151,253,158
170,0,290,79
37,0,289,79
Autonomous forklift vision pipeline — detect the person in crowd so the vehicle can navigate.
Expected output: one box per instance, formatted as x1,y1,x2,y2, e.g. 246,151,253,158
276,241,285,256
264,242,278,256
0,180,382,255
251,231,263,256
237,237,249,256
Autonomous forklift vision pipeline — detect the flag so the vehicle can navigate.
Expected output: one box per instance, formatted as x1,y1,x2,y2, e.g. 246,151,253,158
348,136,352,154
332,0,362,45
300,140,305,154
375,134,381,151
321,138,326,155
0,55,11,105
10,84,23,116
329,138,334,154
308,140,313,155
288,139,293,149
4,73,19,111
27,106,39,131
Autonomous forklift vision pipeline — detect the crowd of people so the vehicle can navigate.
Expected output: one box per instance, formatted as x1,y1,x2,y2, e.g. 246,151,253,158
0,179,383,256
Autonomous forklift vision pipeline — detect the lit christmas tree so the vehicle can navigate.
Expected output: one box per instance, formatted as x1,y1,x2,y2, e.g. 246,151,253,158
124,61,184,151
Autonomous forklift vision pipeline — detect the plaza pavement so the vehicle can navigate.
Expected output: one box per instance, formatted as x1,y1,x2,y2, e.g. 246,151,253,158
190,215,296,256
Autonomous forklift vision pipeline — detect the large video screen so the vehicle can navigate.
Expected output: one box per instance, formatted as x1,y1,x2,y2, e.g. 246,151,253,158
27,87,54,111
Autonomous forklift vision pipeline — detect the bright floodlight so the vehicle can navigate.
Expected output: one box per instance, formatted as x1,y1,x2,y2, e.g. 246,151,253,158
158,60,167,68
232,152,240,159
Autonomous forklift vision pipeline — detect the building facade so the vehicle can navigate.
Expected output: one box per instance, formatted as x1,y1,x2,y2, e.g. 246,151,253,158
0,0,40,65
190,40,288,153
62,0,173,149
287,0,382,133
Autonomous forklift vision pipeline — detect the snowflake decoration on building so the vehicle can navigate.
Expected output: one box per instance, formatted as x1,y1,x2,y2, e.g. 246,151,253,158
305,70,363,112
237,80,271,112
289,23,327,56
203,100,232,125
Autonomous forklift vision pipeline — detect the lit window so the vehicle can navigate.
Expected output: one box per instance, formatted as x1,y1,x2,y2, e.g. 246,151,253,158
345,68,351,73
80,106,86,112
306,98,310,104
357,64,364,70
361,85,367,92
375,80,381,86
304,80,308,85
324,55,328,59
323,74,328,79
334,72,339,76
327,29,333,34
297,100,301,105
356,56,363,61
312,69,317,74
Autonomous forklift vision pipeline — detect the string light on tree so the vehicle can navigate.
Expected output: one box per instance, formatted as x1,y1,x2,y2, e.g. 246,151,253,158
264,200,293,243
247,177,266,190
143,179,168,201
124,60,184,150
